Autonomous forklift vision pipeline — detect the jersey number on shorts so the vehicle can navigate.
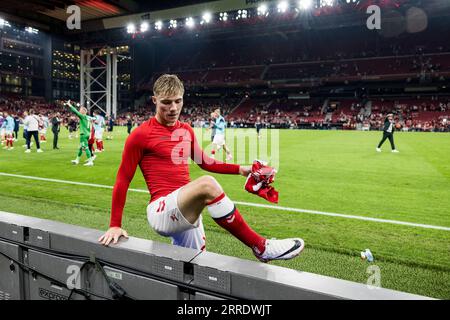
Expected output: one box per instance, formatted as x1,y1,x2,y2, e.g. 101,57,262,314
156,200,166,213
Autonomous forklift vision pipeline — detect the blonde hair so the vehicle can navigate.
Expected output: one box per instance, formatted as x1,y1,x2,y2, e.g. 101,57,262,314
214,108,221,115
153,74,184,97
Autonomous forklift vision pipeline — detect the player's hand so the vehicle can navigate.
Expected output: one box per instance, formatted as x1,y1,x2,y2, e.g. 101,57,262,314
239,166,252,177
98,227,129,246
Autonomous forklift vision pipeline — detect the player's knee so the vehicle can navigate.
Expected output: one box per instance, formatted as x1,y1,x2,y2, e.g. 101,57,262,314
198,175,222,197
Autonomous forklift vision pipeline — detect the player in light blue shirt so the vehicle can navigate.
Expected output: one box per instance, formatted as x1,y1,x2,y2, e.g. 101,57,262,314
2,112,15,150
211,108,232,160
214,114,226,134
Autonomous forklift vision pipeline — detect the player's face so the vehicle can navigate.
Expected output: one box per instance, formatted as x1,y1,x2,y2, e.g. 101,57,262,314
153,93,183,126
80,107,87,115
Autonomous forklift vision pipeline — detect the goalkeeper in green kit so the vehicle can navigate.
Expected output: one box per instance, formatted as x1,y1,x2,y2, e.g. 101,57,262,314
65,100,95,166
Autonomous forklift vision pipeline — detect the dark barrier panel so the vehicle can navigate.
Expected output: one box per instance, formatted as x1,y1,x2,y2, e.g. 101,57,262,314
0,240,23,300
27,250,87,300
0,211,434,300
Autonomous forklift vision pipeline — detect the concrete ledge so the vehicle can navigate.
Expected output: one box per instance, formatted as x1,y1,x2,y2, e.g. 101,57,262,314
0,211,434,300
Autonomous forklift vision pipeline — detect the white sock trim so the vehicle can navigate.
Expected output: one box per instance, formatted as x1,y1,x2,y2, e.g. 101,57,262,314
207,195,235,219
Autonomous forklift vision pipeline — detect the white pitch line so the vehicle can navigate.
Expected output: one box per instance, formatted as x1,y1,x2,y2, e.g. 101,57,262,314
1,172,449,232
233,201,450,232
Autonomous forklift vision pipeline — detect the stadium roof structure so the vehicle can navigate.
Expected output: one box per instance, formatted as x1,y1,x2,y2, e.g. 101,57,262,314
1,0,450,44
0,0,216,33
80,0,450,38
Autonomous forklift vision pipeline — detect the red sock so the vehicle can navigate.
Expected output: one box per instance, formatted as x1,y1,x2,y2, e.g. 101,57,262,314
100,141,104,151
207,193,266,254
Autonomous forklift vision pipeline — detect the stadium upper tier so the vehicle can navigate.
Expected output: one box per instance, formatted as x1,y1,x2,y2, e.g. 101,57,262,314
134,24,450,91
140,52,450,90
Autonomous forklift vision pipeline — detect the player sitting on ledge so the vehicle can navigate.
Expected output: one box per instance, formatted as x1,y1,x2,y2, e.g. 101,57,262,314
99,74,304,262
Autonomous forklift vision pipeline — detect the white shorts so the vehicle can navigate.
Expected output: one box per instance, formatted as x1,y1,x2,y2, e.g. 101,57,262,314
95,128,104,140
147,187,206,250
40,129,47,135
5,130,13,136
212,133,225,146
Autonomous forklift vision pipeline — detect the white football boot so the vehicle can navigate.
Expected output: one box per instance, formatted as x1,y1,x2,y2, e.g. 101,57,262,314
84,160,94,166
254,238,305,263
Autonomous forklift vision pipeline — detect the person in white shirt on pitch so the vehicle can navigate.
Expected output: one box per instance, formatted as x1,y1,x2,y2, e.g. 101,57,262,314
23,109,43,153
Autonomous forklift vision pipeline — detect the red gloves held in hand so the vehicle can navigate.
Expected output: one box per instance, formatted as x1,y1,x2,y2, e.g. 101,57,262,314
244,160,279,203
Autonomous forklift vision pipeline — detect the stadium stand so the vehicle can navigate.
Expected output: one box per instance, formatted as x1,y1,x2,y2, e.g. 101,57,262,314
2,94,448,132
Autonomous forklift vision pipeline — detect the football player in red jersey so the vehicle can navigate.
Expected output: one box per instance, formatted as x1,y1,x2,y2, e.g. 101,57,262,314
99,74,304,262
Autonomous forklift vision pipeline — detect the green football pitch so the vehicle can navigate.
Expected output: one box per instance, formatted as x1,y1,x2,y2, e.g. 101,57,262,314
0,127,449,299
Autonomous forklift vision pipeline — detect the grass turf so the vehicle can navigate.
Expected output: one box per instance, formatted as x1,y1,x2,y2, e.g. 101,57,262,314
0,127,449,299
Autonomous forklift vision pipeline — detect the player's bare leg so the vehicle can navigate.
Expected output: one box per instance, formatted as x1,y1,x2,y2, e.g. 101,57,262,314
223,143,233,160
178,175,223,223
177,175,304,262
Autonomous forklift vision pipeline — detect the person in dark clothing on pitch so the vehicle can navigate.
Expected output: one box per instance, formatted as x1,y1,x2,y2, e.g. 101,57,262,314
376,113,399,153
255,116,263,139
52,113,61,149
106,115,114,139
13,115,20,141
126,116,133,135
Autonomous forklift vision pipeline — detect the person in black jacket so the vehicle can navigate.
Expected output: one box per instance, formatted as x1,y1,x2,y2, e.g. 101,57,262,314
376,113,399,153
126,116,133,135
255,116,263,139
106,115,114,140
13,115,20,141
52,113,61,149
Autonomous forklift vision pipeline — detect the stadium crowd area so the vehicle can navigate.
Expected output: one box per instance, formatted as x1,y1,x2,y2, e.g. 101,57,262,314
124,32,450,132
1,94,448,132
211,96,450,132
2,27,450,132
